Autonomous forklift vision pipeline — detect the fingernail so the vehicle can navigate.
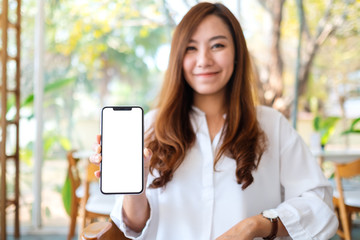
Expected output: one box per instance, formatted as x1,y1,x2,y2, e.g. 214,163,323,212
144,148,149,158
145,148,152,159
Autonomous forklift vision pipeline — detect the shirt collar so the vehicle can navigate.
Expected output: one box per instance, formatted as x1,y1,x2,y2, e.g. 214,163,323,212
191,106,227,119
191,106,206,117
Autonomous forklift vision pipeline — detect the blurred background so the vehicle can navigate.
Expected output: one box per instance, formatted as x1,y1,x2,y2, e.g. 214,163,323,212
1,0,360,239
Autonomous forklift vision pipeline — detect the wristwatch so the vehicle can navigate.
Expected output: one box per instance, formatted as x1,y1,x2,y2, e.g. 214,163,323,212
261,209,279,240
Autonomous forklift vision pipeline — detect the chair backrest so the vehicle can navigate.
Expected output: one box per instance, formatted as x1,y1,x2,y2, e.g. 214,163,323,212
334,158,360,194
67,150,81,198
335,159,360,179
86,162,100,182
83,161,100,202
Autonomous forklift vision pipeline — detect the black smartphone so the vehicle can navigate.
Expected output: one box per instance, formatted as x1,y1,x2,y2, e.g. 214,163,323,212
100,106,144,194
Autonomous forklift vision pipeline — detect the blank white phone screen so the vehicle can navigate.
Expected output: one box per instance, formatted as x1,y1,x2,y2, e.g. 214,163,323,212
101,106,143,194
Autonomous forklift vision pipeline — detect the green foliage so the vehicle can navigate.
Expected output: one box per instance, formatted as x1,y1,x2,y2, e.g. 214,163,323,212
7,76,75,164
21,77,76,108
19,142,34,166
14,0,171,166
61,173,72,216
313,116,340,145
19,133,72,166
43,132,72,158
342,118,360,135
46,0,169,79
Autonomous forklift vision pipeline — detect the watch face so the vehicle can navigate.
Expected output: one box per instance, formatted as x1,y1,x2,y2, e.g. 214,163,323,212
263,209,278,219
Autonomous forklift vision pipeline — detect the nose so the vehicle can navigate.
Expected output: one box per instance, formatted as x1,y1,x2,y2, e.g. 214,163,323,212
196,48,213,68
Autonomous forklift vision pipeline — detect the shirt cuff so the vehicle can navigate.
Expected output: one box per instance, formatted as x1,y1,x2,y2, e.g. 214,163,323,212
110,195,152,240
276,204,313,240
275,188,338,240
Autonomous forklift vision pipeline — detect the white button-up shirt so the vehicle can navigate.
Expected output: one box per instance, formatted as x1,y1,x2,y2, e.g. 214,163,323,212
111,106,338,240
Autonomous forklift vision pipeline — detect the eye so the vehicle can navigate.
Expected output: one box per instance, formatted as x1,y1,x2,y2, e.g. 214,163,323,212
185,46,197,52
212,43,225,49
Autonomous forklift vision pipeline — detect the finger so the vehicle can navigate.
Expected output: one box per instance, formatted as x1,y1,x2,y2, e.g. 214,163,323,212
92,135,102,153
94,170,100,178
143,148,152,177
92,143,101,153
96,144,101,154
89,154,101,164
144,148,153,169
144,148,153,160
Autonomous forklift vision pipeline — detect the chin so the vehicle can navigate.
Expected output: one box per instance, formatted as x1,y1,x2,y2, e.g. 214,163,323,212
194,89,223,96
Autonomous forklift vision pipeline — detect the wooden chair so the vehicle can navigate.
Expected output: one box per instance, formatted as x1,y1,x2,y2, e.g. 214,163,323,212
332,158,360,240
67,150,82,240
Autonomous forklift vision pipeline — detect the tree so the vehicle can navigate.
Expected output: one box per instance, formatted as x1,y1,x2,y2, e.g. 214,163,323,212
296,0,354,98
255,0,359,117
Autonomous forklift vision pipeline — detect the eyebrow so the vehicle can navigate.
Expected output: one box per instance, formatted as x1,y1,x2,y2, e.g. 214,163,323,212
189,35,228,43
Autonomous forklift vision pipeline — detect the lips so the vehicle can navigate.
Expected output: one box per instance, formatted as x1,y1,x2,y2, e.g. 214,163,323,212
194,71,219,77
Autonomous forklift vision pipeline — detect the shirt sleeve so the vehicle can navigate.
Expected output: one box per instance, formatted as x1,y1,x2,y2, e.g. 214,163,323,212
110,186,157,239
275,114,338,239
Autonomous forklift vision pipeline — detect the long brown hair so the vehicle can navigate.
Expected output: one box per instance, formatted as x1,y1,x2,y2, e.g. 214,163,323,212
146,2,267,190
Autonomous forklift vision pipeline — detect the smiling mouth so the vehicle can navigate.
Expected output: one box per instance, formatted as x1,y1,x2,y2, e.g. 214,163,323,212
194,72,219,77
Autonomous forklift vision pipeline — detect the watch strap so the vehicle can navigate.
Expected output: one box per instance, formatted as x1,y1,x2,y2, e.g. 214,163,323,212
263,217,278,240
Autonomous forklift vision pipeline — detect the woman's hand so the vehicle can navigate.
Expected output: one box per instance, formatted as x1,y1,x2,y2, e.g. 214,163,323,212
216,215,266,240
216,214,288,240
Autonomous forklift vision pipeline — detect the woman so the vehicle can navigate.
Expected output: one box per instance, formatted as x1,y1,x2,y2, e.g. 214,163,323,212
90,2,338,239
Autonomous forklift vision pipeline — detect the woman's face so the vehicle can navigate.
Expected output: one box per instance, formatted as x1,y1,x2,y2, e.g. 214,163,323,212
183,15,235,98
